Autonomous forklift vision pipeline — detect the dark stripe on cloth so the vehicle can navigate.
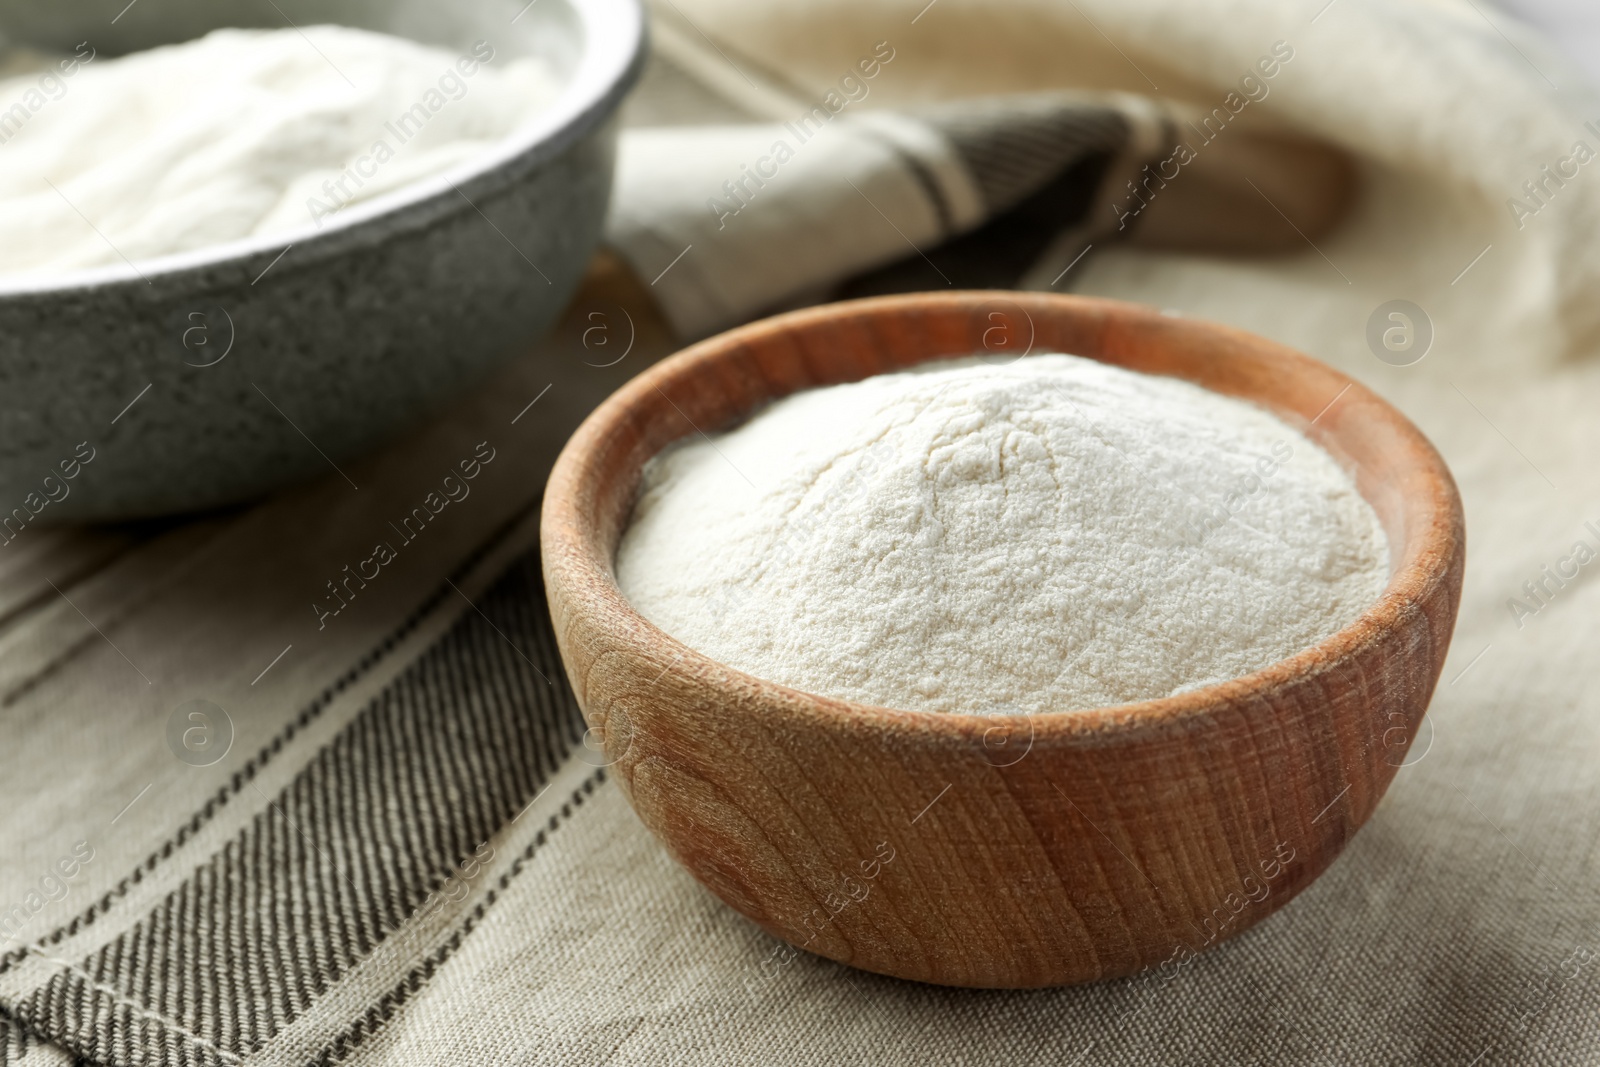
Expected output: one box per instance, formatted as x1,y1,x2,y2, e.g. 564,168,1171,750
5,550,585,1067
0,510,530,978
307,772,604,1067
920,98,1129,216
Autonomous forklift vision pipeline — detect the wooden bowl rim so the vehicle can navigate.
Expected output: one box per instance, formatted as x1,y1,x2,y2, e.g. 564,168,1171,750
543,291,1464,743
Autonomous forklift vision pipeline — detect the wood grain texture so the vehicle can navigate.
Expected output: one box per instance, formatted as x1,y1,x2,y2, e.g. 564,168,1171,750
539,292,1465,988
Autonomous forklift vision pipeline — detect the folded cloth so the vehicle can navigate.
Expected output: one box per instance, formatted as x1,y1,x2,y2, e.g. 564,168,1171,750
608,73,1357,337
5,0,1600,1064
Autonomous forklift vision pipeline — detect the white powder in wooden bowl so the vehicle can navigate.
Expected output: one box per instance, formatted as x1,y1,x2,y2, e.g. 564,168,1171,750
616,355,1389,715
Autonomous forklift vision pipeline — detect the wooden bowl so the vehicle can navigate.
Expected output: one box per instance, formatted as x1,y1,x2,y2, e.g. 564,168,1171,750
540,292,1464,988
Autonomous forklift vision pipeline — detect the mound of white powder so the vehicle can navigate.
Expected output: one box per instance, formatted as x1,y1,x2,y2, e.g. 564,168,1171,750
0,26,562,275
616,355,1390,715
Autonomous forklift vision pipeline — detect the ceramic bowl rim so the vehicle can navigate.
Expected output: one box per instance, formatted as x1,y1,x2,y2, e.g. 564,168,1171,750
0,0,646,297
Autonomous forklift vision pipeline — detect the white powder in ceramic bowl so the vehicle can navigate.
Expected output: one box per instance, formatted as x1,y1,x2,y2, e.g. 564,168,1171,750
615,354,1390,715
0,26,562,276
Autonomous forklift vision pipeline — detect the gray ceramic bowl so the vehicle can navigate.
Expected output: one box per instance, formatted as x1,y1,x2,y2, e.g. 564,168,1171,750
0,0,644,520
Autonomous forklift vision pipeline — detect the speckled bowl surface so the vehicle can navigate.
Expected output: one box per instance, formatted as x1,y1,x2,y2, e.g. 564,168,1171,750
0,0,644,520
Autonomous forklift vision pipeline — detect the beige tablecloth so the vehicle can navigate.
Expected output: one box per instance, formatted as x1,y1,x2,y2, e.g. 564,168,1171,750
3,0,1599,1063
